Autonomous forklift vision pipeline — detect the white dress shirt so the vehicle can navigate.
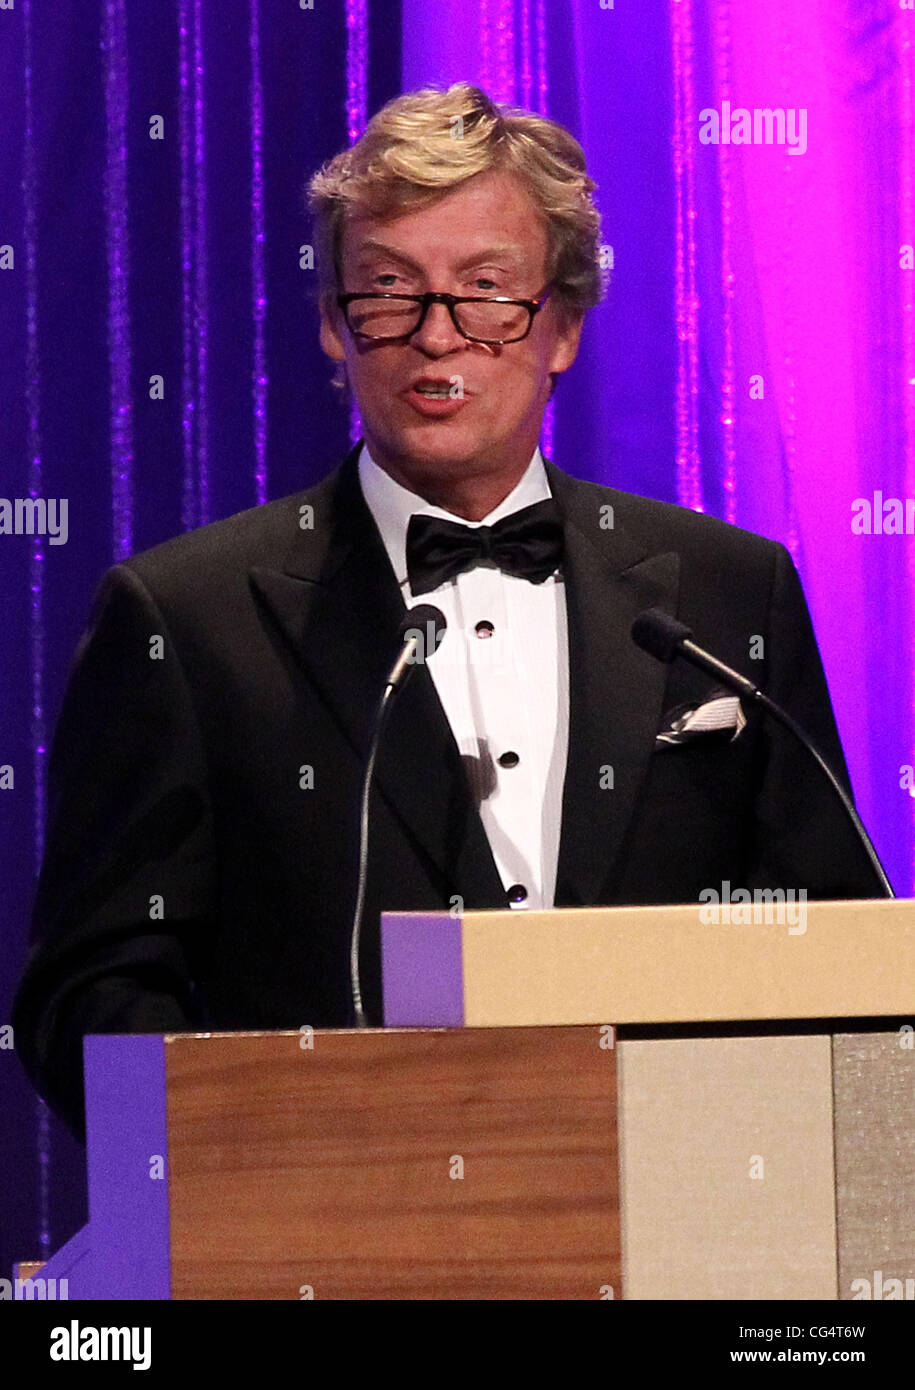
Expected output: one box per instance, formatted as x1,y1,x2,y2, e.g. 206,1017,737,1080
358,444,569,909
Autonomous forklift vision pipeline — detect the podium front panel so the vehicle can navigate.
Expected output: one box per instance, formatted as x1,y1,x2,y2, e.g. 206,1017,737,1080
165,1028,621,1300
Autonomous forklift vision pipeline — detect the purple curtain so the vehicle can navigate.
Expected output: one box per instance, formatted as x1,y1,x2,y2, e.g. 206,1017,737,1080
0,0,400,1283
404,0,915,898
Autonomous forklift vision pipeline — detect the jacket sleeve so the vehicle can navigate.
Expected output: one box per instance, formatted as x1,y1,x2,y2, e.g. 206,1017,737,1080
748,542,888,897
11,563,218,1142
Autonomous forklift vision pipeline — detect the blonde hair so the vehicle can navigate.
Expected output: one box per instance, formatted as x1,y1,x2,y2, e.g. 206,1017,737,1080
306,82,604,326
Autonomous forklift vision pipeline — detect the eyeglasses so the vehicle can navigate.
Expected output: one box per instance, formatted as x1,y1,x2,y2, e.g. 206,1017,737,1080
336,289,550,345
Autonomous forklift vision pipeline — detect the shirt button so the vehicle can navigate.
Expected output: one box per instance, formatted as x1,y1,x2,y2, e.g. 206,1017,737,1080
498,750,520,768
507,883,528,905
474,619,495,639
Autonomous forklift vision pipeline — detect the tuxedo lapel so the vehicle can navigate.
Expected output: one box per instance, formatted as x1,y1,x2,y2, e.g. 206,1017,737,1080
249,445,506,909
546,462,681,906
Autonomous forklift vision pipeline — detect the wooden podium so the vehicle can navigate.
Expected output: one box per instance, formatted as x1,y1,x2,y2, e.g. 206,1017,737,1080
28,898,915,1300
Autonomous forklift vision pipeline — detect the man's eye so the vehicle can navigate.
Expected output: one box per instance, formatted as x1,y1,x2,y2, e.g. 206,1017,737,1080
473,277,499,292
374,273,402,288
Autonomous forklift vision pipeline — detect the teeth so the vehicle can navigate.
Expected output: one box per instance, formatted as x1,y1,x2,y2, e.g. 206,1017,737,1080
416,386,450,398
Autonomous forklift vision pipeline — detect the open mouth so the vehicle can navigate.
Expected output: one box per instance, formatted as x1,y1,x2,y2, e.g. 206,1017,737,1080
402,381,470,416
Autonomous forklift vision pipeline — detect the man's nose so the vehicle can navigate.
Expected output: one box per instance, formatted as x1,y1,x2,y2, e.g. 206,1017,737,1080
409,300,465,354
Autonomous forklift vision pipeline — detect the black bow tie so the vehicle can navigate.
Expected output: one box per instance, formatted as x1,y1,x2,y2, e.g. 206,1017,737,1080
405,499,564,597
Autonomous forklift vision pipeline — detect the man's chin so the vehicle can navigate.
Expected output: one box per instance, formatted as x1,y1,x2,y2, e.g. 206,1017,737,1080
375,423,489,474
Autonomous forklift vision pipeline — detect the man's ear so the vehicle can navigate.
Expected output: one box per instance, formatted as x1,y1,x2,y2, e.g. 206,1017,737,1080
319,296,346,363
548,309,585,376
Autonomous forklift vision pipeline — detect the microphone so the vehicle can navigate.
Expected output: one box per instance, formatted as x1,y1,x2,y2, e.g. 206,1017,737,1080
631,607,894,899
349,605,448,1027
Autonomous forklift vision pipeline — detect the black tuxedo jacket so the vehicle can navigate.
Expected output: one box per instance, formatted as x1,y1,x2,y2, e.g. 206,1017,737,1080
13,443,883,1138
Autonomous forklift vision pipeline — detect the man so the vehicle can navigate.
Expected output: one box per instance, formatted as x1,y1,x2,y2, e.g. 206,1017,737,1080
13,83,883,1142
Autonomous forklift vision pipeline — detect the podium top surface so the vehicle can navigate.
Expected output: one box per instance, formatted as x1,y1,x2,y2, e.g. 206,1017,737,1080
380,898,915,1028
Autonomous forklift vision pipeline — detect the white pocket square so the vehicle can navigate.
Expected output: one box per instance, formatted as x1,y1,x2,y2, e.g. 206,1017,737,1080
655,690,747,746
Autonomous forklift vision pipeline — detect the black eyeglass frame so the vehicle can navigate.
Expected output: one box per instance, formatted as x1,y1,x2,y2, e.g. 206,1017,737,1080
336,288,551,345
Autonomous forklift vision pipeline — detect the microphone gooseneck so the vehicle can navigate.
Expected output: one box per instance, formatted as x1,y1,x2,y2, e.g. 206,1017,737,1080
631,607,895,899
349,605,448,1027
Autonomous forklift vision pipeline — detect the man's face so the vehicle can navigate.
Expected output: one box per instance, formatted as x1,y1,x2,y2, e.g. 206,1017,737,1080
319,168,583,500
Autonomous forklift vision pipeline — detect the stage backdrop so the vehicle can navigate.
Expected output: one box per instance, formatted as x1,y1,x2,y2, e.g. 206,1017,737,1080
1,0,913,1275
